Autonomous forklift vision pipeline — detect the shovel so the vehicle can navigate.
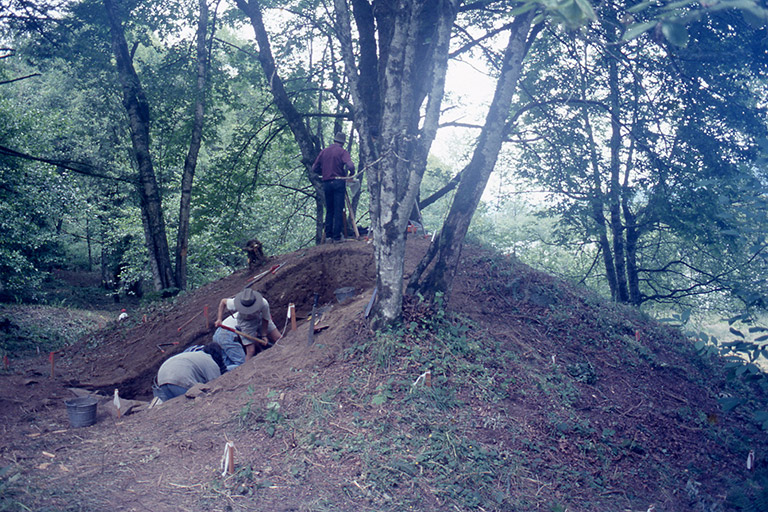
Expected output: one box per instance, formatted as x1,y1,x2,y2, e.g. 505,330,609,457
219,324,270,347
307,292,319,346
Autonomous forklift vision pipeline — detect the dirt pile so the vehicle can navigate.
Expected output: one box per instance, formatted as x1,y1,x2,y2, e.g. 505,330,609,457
1,237,766,511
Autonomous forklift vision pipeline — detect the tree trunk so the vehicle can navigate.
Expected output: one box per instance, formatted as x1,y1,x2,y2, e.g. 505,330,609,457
624,201,641,305
581,82,618,300
408,12,535,302
86,217,92,272
103,0,176,291
175,0,212,290
337,0,457,328
234,0,324,242
592,197,618,300
607,47,629,303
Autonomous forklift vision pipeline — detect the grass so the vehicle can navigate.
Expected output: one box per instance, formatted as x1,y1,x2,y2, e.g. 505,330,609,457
0,464,40,512
0,304,111,359
222,299,568,510
212,276,768,511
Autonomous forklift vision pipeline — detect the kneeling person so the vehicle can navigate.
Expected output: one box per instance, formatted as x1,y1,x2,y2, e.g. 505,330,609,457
153,343,226,402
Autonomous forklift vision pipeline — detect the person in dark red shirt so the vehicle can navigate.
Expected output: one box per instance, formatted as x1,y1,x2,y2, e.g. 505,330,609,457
311,132,356,242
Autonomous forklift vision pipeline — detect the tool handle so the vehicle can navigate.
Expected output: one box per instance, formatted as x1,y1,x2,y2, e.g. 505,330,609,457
307,293,319,346
219,324,269,346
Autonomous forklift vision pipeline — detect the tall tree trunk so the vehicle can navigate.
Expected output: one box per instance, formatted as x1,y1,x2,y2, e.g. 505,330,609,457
624,201,641,304
607,45,629,303
175,0,213,290
234,0,324,242
408,12,535,302
337,0,457,327
103,0,176,291
581,82,618,300
86,217,92,272
592,198,618,300
623,83,642,306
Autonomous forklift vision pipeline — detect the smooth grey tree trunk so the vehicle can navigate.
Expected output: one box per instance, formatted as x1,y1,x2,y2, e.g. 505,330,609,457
607,46,629,303
336,0,457,328
175,0,212,290
583,102,619,300
408,12,536,302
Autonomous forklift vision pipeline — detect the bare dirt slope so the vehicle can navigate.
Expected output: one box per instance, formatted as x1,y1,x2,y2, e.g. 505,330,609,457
1,237,766,511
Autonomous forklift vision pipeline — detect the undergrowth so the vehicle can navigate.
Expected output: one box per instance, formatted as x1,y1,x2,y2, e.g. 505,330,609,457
218,293,537,510
314,293,540,510
217,287,767,511
0,305,110,360
0,465,28,512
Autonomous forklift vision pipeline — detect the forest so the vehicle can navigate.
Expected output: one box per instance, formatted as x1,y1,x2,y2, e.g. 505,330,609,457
1,0,768,331
3,1,768,510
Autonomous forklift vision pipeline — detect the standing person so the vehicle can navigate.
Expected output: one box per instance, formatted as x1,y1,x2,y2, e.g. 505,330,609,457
153,343,226,402
214,288,281,361
311,131,356,243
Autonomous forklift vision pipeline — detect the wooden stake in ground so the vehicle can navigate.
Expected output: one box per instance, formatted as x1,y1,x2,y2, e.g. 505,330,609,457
3,355,8,370
114,389,122,418
221,441,235,476
49,352,54,378
289,303,296,331
344,189,360,238
411,370,433,391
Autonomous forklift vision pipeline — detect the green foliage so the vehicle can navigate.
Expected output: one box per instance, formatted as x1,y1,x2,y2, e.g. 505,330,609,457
510,0,768,313
0,0,327,301
724,464,768,511
0,304,109,358
688,315,768,430
622,0,768,47
0,103,73,301
0,464,29,511
236,389,285,437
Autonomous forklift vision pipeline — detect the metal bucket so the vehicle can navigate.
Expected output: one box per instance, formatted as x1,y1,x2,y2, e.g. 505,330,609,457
65,396,98,428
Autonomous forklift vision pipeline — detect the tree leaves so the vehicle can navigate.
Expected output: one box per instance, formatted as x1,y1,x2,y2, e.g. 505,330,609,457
718,396,745,412
623,0,768,46
660,21,689,46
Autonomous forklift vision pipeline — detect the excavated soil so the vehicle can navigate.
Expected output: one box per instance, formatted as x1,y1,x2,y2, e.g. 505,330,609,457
0,236,766,511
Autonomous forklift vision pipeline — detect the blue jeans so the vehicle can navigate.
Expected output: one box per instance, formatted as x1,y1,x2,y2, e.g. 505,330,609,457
213,327,246,369
153,383,187,402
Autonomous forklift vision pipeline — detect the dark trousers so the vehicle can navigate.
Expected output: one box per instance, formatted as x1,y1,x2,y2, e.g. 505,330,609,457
323,179,346,240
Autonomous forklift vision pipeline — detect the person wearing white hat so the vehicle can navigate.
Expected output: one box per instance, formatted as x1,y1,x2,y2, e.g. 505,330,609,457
214,288,281,361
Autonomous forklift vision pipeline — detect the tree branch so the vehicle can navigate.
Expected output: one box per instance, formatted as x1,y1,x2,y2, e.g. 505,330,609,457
0,73,40,85
0,144,134,183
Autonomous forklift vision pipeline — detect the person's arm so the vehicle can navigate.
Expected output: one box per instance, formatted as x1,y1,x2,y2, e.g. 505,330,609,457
262,317,281,344
215,298,229,327
267,326,281,344
261,299,281,344
342,150,355,174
